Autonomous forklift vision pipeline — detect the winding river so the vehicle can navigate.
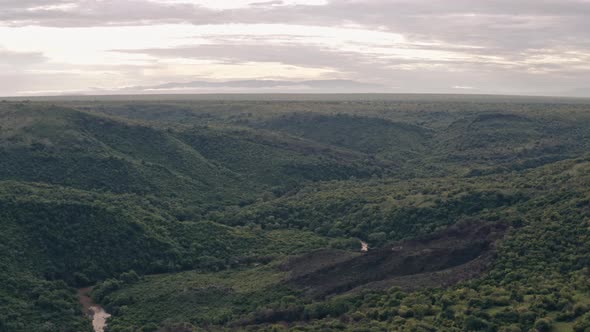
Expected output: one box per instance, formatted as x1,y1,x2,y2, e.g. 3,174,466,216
78,287,111,332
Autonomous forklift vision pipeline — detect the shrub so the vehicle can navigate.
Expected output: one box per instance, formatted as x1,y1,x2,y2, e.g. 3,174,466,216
533,318,552,332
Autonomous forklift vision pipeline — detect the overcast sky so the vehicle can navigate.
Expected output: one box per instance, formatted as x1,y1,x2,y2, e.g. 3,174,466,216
1,0,590,96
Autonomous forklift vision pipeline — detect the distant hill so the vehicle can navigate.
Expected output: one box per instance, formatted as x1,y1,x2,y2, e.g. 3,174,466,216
254,112,432,160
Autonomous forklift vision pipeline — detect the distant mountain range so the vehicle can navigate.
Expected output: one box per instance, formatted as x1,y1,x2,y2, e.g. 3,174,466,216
120,79,387,93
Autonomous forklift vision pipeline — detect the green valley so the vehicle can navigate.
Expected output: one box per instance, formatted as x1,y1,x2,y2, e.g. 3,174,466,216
1,95,590,332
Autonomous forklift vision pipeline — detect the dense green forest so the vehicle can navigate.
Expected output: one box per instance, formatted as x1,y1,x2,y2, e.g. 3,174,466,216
1,96,590,331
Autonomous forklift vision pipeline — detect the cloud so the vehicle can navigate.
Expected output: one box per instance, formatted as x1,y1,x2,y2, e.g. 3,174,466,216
3,0,590,56
112,43,370,72
1,0,590,96
0,49,47,66
249,1,285,7
112,38,590,83
0,0,216,27
3,1,589,63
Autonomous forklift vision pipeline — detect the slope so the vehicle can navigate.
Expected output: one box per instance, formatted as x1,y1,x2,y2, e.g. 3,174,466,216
0,103,249,211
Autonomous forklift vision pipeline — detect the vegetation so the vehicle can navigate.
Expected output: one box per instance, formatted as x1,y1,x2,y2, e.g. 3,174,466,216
2,96,590,331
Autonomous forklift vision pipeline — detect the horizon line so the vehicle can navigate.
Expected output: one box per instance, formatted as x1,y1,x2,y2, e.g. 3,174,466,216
2,92,589,102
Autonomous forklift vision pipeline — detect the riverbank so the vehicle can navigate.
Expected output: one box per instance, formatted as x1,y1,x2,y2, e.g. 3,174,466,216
78,287,111,332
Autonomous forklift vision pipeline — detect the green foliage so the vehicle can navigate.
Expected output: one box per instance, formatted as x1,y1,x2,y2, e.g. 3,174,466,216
257,112,432,160
574,313,590,332
2,97,590,331
534,318,552,332
0,273,92,332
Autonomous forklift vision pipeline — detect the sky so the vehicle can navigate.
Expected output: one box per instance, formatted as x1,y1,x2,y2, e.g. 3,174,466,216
1,0,590,96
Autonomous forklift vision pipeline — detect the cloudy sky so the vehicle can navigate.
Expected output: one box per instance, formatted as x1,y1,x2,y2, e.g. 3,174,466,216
1,0,590,96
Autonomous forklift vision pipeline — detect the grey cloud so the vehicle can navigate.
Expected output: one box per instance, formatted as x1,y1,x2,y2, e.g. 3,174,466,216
249,1,285,7
111,43,440,85
4,0,590,27
0,0,72,10
3,0,589,55
0,49,47,66
113,43,368,69
3,0,589,51
243,0,590,52
110,41,590,96
0,0,217,27
2,0,590,96
112,41,590,78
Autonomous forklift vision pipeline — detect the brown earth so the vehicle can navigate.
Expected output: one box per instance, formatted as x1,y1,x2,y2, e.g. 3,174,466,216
78,287,111,332
283,221,509,298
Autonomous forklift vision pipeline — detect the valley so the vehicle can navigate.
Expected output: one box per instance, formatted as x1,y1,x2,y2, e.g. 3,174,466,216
1,95,590,331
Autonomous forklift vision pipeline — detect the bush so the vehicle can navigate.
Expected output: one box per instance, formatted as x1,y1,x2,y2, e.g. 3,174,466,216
574,312,590,332
533,318,552,332
464,316,492,331
119,270,140,284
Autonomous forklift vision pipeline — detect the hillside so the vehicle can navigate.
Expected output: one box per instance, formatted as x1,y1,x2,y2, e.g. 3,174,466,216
1,97,590,332
0,102,387,216
0,103,248,209
254,112,432,160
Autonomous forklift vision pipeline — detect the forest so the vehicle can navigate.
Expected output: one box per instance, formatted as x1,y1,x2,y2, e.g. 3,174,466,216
1,95,590,331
